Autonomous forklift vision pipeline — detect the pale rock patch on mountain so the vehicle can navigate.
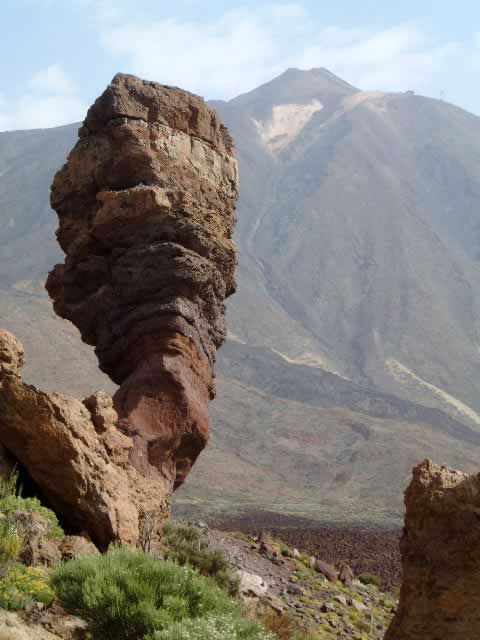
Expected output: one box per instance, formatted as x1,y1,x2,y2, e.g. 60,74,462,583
385,358,480,427
271,347,347,378
342,91,388,114
253,99,323,153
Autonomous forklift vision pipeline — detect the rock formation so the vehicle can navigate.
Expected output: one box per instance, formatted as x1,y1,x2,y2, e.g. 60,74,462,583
386,459,480,640
0,74,238,547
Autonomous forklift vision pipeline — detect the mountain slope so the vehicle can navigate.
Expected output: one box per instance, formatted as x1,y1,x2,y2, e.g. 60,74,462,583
218,69,480,418
1,69,480,525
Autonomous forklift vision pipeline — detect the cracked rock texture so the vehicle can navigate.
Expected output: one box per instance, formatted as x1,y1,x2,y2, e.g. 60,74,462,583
386,459,480,640
0,74,238,547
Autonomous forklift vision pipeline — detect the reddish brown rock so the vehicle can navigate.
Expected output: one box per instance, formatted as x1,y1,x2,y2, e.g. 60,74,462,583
59,536,99,562
0,74,238,547
0,331,141,547
386,459,480,640
8,511,99,567
312,558,339,582
258,541,278,558
46,73,238,488
11,511,62,567
338,563,354,588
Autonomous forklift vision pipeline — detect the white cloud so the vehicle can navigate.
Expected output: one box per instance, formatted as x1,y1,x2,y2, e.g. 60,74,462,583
298,24,461,91
30,64,75,94
102,11,282,99
0,65,86,132
4,95,86,130
100,5,473,103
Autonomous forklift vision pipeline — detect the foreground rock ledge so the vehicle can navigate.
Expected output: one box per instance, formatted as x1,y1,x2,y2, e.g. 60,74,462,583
386,459,480,640
0,74,238,547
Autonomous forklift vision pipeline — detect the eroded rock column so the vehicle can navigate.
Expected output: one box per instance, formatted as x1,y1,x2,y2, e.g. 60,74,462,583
0,74,238,547
385,459,480,640
47,73,238,494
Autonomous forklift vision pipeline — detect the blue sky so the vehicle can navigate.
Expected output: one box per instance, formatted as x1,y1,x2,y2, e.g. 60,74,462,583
1,0,479,131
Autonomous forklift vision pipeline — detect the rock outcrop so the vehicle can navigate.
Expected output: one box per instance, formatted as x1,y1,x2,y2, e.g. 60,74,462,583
386,459,480,640
0,74,238,547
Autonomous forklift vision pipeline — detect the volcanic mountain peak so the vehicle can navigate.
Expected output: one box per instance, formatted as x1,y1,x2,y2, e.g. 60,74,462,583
230,67,358,115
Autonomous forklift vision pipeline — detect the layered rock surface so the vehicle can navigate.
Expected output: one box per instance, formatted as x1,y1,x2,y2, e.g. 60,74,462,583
386,459,480,640
0,74,238,546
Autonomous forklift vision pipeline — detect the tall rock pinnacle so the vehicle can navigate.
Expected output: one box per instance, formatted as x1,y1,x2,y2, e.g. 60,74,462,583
0,74,238,547
47,73,239,490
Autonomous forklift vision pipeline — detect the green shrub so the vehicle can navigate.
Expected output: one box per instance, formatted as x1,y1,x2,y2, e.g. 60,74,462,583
0,520,23,578
163,522,239,596
279,543,293,558
52,546,252,640
256,609,318,640
358,573,382,588
0,468,19,500
0,467,63,539
147,613,273,640
0,495,63,539
0,563,54,610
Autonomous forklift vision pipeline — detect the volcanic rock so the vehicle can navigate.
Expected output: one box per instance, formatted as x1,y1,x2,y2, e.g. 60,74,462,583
11,511,62,567
312,558,339,582
385,459,480,640
338,563,354,588
238,570,269,598
47,73,238,489
0,74,238,547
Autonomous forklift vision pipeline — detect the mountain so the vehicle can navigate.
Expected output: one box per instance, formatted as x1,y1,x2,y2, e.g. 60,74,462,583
219,68,480,415
2,68,480,525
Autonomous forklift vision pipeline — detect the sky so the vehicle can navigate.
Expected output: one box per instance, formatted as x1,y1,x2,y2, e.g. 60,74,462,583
0,0,479,131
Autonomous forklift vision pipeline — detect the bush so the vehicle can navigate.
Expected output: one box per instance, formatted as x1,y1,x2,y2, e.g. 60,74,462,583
257,610,297,640
0,520,23,578
0,495,63,539
147,613,273,640
0,469,19,501
52,546,257,640
256,610,318,640
163,522,239,596
0,467,63,539
279,543,293,558
358,573,382,588
0,563,54,610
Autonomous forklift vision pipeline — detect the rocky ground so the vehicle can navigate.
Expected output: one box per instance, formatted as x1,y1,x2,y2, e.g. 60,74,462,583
208,527,397,639
210,513,401,590
0,521,397,639
0,605,87,639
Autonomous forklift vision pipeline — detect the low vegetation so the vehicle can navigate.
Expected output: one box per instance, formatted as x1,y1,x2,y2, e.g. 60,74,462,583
0,495,63,539
0,469,63,539
51,546,270,640
163,522,239,596
258,609,318,640
0,520,23,578
146,614,273,640
0,468,60,611
358,574,382,588
0,564,54,610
